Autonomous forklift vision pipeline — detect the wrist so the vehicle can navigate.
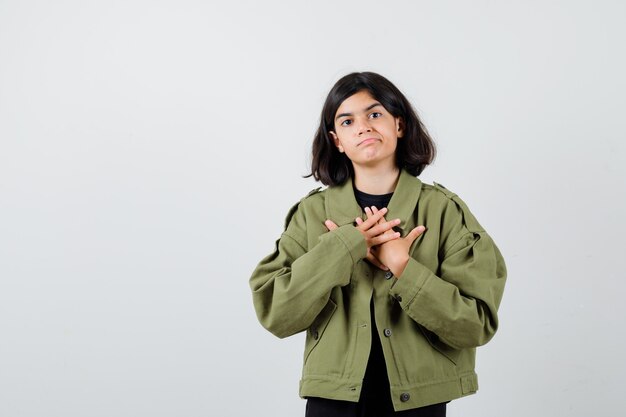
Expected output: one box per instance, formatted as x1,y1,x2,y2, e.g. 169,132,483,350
389,255,410,278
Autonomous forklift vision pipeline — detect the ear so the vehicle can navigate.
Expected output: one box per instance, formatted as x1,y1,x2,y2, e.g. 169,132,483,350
395,118,405,138
329,131,344,153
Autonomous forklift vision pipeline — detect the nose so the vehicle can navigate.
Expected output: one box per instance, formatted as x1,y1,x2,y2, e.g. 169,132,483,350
356,117,372,135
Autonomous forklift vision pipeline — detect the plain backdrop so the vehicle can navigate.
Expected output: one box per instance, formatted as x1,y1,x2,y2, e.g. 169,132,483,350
1,1,625,416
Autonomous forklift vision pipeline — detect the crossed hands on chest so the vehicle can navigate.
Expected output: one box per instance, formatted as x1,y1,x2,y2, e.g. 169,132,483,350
324,206,426,278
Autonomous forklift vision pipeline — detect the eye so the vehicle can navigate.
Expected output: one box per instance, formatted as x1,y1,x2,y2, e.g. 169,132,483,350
369,112,382,119
340,119,352,126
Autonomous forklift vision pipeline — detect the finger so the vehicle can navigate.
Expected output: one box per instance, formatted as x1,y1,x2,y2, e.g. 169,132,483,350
371,206,392,231
358,207,388,229
405,225,426,243
366,252,389,271
324,219,339,231
355,217,364,226
369,206,386,222
370,231,401,246
365,218,401,237
371,206,386,223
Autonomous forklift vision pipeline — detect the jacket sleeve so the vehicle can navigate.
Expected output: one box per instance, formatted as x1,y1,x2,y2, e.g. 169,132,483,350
389,196,507,350
249,200,367,339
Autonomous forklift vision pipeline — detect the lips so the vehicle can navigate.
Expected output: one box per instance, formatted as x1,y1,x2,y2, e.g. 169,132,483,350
358,138,379,146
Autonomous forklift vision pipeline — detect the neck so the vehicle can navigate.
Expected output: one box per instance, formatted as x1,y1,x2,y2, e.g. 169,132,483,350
352,164,401,195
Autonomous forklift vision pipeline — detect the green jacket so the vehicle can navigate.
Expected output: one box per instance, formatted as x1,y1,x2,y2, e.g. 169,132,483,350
249,169,507,411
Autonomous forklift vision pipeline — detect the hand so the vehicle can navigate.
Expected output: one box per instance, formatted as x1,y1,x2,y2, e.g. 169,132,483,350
324,206,401,271
366,206,426,277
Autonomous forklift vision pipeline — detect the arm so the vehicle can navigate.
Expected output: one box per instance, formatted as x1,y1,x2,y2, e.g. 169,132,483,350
368,200,507,350
250,220,364,339
390,229,507,349
249,200,400,339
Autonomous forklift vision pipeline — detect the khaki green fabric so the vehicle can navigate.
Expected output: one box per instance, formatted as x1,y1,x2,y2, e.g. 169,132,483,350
249,169,507,411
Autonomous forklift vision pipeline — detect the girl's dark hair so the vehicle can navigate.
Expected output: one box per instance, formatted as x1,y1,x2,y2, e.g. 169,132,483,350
305,72,436,186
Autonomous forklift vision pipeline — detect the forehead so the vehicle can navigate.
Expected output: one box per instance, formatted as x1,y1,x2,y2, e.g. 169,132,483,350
335,90,379,115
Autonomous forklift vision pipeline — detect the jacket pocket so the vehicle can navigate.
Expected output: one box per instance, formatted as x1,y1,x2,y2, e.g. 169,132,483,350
418,324,460,365
303,298,337,365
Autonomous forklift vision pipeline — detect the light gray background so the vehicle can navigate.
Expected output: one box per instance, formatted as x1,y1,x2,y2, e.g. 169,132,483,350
1,1,625,416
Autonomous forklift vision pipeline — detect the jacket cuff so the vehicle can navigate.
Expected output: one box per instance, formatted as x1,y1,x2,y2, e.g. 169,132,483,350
389,257,432,307
333,224,367,265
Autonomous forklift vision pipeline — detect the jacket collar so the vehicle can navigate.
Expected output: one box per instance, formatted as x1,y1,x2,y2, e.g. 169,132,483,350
325,168,422,231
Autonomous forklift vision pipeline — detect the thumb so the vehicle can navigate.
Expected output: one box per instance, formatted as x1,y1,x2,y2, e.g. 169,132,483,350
406,225,426,244
324,219,339,231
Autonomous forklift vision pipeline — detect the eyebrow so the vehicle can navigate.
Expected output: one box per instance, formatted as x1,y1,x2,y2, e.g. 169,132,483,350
335,103,382,121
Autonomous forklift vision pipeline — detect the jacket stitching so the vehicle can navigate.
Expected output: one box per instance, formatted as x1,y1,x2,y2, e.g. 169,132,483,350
282,231,307,252
333,228,359,265
443,230,477,259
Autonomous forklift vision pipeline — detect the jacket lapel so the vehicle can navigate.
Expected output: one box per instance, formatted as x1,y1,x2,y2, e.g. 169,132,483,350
324,176,363,226
387,169,422,235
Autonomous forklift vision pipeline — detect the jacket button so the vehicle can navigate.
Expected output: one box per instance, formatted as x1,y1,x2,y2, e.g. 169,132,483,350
395,295,403,303
383,328,392,337
312,330,319,340
384,271,393,280
400,392,410,402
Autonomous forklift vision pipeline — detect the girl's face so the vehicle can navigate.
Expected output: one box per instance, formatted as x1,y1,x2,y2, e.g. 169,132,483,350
330,90,403,172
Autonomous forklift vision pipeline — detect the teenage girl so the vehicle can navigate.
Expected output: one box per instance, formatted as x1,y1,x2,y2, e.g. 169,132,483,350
250,72,507,417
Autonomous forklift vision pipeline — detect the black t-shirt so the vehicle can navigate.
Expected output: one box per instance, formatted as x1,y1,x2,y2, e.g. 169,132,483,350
353,187,394,214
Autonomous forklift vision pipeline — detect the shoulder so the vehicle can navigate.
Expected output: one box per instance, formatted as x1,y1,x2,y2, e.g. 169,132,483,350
281,186,326,230
418,180,485,235
277,186,327,250
419,181,459,203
